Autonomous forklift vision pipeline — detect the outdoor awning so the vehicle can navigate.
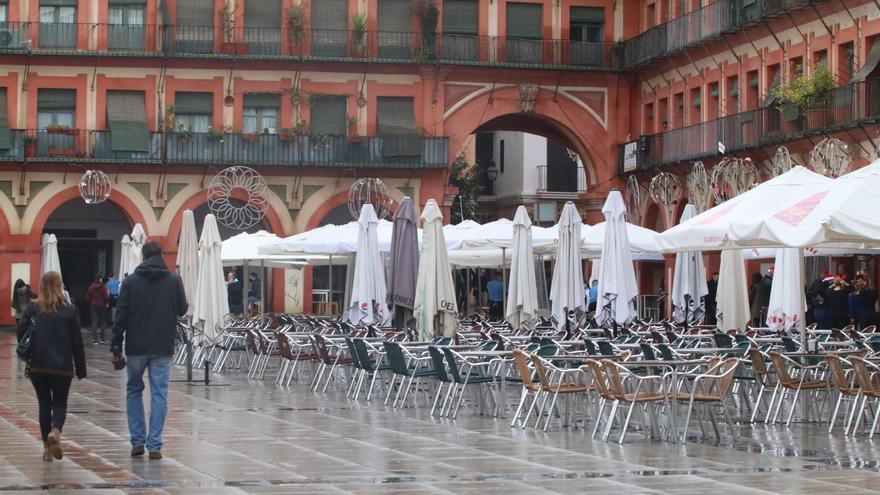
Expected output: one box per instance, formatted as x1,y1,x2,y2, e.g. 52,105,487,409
107,91,149,152
853,41,880,82
0,88,10,150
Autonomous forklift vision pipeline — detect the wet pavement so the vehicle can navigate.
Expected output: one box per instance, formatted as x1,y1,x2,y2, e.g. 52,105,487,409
1,331,880,494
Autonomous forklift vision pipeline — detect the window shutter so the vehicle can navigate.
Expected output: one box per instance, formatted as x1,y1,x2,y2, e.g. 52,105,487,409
378,97,421,158
0,88,10,150
506,3,542,39
311,0,346,31
176,0,213,26
40,0,77,7
38,89,76,110
570,6,604,23
107,90,149,152
309,96,346,135
443,0,477,34
379,0,412,33
244,0,280,28
174,92,213,114
109,0,145,5
244,93,280,109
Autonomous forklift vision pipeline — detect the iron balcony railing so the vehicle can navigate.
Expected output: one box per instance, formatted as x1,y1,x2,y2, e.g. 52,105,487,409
623,0,814,67
0,129,448,168
619,79,880,172
0,22,622,69
536,165,587,193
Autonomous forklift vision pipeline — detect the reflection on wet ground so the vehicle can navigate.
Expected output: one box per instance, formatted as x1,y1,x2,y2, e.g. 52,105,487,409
1,332,879,494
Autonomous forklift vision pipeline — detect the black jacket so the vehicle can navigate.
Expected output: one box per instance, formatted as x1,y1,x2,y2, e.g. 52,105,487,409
111,255,188,357
17,303,86,378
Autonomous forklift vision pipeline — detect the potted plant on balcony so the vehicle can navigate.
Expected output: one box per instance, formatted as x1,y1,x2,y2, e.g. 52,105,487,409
218,0,247,54
209,124,230,142
347,116,364,142
164,106,176,130
285,4,306,56
46,125,76,135
177,124,193,143
412,0,438,62
24,136,37,157
350,14,368,58
280,121,307,141
771,65,834,128
242,130,264,142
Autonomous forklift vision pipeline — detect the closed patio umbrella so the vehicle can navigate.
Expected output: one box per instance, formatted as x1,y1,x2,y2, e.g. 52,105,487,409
550,202,585,329
348,204,388,326
118,234,132,280
766,248,805,334
41,234,62,279
415,199,458,339
129,223,146,267
192,214,229,345
387,197,419,325
596,191,639,326
716,249,750,332
671,204,708,325
176,210,199,314
506,205,538,330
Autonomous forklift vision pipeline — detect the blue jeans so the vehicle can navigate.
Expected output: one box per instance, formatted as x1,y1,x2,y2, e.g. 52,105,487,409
126,354,172,452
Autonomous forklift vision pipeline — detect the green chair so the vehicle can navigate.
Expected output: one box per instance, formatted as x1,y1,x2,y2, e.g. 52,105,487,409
442,347,501,418
383,341,436,408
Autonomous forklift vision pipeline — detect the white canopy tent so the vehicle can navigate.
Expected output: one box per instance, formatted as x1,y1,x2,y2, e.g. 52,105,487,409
580,222,664,261
222,230,305,268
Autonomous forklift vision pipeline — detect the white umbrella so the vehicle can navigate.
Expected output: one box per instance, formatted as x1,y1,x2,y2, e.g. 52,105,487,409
176,210,199,314
671,204,708,324
767,248,806,333
505,206,538,330
348,204,389,326
716,249,750,331
41,234,61,278
414,199,458,339
124,223,147,277
118,234,132,279
595,192,639,326
192,214,229,345
550,202,585,329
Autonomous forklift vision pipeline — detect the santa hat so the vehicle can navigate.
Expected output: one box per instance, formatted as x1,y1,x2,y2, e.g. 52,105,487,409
823,273,834,282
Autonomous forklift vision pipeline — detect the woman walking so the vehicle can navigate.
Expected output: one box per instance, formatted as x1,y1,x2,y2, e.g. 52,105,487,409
11,278,37,324
16,271,87,462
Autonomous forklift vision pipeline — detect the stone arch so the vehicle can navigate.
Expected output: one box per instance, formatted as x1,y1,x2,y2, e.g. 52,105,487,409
25,185,147,246
643,202,666,232
442,84,615,189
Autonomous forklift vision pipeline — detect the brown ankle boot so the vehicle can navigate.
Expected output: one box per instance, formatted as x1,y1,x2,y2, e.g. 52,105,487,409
42,441,53,462
47,428,63,460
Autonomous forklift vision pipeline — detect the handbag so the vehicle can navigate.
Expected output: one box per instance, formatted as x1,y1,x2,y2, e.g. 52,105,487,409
16,315,36,361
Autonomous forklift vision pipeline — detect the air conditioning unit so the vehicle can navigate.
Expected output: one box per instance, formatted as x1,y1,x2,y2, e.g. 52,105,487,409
0,28,22,49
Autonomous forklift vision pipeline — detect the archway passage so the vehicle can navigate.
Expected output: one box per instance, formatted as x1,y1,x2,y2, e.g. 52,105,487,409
44,199,132,324
192,199,272,241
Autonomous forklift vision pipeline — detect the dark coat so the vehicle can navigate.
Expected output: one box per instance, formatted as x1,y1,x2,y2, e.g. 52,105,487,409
17,303,86,378
111,255,188,357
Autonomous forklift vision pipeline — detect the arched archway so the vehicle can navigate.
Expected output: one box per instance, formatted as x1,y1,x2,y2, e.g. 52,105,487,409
43,198,133,325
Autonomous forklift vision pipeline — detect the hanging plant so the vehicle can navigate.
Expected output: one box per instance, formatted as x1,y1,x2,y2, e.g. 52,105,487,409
285,4,307,47
411,0,438,62
351,14,368,57
219,0,235,44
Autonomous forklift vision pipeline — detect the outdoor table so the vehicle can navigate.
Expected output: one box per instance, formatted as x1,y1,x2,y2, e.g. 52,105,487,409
675,347,742,355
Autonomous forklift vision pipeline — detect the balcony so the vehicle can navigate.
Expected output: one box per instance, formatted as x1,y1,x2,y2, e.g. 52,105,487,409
619,80,880,171
0,129,448,168
0,22,622,70
623,0,814,68
537,165,587,195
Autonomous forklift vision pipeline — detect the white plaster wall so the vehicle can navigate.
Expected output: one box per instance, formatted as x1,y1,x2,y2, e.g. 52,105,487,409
491,131,547,198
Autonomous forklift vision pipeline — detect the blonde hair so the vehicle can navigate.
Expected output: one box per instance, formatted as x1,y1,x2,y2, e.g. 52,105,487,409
38,271,66,314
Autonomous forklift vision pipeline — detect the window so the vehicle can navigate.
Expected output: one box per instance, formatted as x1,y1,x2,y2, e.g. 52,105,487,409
377,96,420,158
175,0,213,53
708,82,719,119
0,4,7,22
689,87,701,125
106,91,149,152
377,0,412,59
37,89,75,128
243,94,279,134
644,102,654,134
506,2,542,64
311,0,347,57
108,1,145,51
174,92,212,132
658,97,668,128
39,1,77,48
570,7,604,66
442,0,478,60
789,56,803,80
746,70,758,109
813,49,828,70
726,75,739,113
0,88,10,150
244,0,281,55
839,42,855,83
853,37,880,82
764,64,780,105
646,3,656,29
309,96,347,135
672,92,683,128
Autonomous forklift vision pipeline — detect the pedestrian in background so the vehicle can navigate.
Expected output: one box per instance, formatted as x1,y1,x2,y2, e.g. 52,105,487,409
11,279,37,324
17,271,86,462
705,272,718,326
86,275,110,344
105,273,120,324
111,241,188,460
486,271,504,320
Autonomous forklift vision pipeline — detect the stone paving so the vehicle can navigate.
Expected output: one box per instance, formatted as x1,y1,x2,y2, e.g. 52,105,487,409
2,331,880,494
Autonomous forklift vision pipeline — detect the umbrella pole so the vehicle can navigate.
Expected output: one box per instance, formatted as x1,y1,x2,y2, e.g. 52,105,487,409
260,260,265,314
243,260,249,316
466,269,470,315
501,247,507,322
328,254,333,316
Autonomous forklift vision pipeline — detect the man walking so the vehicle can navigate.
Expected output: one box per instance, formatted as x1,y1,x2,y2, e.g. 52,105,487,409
105,273,120,324
86,275,110,344
111,241,187,460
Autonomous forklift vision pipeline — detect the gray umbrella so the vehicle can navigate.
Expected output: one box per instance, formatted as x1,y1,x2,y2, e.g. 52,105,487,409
387,197,419,317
